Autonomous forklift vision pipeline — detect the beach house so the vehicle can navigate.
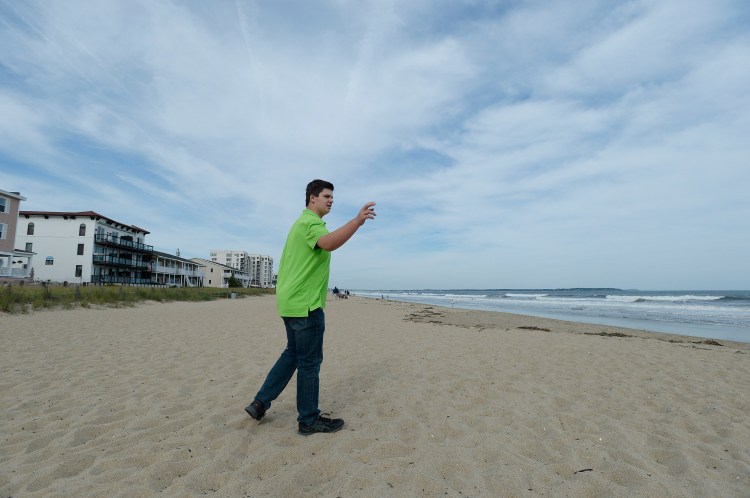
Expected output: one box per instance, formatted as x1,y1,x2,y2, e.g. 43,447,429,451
16,211,153,285
151,251,205,287
191,257,251,288
0,189,34,282
210,250,274,287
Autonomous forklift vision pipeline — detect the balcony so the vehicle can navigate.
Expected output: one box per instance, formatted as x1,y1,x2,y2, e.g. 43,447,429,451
153,264,203,277
0,267,31,278
91,275,159,285
95,233,153,253
93,254,149,270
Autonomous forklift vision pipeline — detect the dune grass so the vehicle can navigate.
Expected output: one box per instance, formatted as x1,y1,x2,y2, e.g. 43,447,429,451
0,283,274,313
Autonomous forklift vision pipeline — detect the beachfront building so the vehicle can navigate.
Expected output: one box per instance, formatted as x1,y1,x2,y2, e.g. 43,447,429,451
247,254,274,287
0,189,34,282
16,211,154,285
192,257,250,288
150,251,205,287
211,250,245,271
210,250,274,287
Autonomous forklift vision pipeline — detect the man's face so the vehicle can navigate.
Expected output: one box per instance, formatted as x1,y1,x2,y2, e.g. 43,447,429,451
308,188,333,216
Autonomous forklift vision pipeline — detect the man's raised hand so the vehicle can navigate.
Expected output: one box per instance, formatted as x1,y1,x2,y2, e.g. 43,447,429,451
357,202,377,225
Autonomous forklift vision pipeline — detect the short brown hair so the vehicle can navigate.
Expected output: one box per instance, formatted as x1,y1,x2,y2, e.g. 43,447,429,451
306,179,334,206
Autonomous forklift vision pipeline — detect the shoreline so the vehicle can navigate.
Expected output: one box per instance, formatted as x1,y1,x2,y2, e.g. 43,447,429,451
388,297,750,352
365,293,750,344
2,295,749,496
6,293,749,349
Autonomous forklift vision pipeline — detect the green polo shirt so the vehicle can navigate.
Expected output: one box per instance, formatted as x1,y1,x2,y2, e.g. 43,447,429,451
276,209,331,317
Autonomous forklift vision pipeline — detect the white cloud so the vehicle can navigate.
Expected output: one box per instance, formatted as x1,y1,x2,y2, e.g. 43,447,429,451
0,93,54,161
1,0,748,288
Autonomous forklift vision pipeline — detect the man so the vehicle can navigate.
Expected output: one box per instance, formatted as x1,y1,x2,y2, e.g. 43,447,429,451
245,179,376,435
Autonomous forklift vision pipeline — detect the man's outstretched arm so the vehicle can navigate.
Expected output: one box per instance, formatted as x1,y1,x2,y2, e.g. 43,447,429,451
316,202,376,252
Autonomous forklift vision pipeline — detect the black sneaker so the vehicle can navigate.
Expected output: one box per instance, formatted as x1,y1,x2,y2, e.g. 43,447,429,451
244,399,265,421
298,415,345,436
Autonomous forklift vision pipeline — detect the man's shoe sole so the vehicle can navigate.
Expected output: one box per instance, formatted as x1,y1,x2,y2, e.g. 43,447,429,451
298,427,344,436
298,422,345,436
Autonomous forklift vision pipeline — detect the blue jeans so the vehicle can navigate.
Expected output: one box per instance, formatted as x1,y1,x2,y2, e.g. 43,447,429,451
254,308,324,426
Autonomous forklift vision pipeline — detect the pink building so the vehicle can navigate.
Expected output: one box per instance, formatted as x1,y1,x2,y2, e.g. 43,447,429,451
0,189,34,281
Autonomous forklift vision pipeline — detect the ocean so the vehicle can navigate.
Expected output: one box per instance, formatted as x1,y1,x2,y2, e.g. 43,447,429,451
352,289,750,343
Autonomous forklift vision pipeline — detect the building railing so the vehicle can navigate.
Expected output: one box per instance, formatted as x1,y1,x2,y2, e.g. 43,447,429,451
94,233,153,253
91,275,159,285
0,267,31,278
153,264,203,276
93,254,148,269
153,275,203,287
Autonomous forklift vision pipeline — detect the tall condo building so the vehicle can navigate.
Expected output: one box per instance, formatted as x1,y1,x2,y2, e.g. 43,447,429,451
209,250,274,287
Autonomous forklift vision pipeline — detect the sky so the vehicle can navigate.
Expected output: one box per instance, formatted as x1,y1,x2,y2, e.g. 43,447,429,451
1,0,749,290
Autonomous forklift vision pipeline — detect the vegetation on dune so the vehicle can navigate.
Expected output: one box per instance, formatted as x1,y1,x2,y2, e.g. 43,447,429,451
0,283,274,313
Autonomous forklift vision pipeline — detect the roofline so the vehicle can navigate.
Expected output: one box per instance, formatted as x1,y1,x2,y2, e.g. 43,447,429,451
152,250,205,265
191,257,250,273
0,189,26,201
18,211,150,234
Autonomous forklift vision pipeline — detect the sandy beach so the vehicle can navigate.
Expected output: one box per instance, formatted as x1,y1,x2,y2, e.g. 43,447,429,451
2,295,749,497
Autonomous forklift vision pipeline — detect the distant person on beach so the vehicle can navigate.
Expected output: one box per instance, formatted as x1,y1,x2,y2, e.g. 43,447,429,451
245,179,376,435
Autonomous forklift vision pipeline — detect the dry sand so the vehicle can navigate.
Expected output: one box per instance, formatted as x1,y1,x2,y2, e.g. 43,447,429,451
1,295,749,497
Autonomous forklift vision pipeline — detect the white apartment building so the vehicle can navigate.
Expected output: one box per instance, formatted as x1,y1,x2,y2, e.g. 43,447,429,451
247,254,274,288
210,249,251,273
210,250,274,287
192,258,251,288
0,189,34,281
17,211,154,285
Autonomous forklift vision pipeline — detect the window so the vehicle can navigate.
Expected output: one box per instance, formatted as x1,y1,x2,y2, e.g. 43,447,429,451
26,242,33,252
0,222,6,240
0,197,6,212
79,224,86,236
75,265,83,277
27,222,34,235
77,244,84,255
